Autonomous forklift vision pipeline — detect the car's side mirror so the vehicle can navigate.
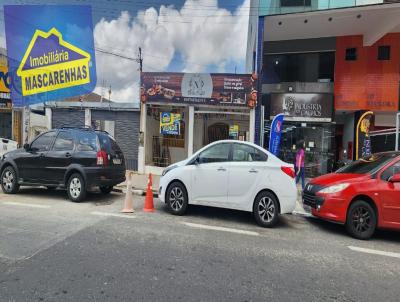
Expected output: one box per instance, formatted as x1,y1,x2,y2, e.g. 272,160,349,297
23,143,30,151
194,157,200,165
389,174,400,183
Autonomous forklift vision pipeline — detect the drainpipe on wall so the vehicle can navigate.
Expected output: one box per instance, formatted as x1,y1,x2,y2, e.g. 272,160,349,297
138,102,146,174
396,112,400,151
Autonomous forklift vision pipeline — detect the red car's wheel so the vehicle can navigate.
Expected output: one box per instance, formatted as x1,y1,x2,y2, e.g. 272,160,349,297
346,200,377,240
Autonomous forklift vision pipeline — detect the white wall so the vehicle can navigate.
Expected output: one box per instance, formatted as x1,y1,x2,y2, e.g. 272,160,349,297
375,113,397,127
28,112,49,141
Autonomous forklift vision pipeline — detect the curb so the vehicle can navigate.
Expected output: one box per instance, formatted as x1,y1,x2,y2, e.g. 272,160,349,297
113,187,159,198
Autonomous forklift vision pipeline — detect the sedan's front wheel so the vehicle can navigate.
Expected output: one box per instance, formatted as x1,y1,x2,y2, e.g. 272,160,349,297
166,182,188,216
253,191,279,227
346,200,376,240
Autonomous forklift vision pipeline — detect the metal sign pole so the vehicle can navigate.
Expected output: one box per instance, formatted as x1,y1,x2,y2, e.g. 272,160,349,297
396,112,400,151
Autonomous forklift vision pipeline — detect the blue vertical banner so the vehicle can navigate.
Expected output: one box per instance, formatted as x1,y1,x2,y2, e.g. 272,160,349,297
4,5,97,107
269,113,284,156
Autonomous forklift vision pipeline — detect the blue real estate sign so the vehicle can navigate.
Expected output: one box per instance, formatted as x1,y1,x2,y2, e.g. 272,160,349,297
4,5,97,106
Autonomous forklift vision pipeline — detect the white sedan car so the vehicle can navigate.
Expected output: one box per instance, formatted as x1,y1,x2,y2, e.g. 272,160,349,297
159,140,297,227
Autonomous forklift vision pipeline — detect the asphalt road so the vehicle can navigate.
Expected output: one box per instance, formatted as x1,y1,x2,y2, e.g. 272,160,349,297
1,188,400,302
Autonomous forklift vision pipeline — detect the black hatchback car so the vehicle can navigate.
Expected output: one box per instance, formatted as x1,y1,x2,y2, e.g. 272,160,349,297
0,127,126,202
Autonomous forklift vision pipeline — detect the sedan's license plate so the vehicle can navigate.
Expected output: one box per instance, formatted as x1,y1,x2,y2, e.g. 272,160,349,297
113,158,122,165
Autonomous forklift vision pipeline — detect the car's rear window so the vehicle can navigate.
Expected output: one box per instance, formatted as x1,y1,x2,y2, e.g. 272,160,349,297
97,132,122,154
76,131,99,152
337,153,397,174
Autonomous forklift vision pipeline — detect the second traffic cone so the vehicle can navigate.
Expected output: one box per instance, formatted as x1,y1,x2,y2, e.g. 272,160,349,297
121,171,134,213
143,173,155,212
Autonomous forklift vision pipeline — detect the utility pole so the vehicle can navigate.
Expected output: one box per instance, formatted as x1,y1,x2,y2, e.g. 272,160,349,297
138,47,143,72
137,46,145,174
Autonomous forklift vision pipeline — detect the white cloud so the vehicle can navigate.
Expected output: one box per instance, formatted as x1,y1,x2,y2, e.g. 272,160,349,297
94,0,250,103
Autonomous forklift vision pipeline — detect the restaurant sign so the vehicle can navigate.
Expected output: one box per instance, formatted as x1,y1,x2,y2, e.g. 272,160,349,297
270,93,333,122
141,72,257,107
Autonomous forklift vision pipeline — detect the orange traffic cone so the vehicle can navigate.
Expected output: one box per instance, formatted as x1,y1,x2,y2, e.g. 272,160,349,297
143,173,155,212
121,171,134,213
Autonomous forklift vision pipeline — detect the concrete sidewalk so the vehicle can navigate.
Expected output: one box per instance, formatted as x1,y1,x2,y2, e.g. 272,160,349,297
115,172,160,196
293,186,312,217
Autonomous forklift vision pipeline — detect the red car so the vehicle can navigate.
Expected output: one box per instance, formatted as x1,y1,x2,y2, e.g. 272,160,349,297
303,152,400,239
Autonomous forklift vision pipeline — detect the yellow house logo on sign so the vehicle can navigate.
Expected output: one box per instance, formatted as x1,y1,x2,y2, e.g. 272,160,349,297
17,27,91,96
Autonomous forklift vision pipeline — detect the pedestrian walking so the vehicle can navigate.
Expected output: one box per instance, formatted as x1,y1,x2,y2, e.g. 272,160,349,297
295,140,305,190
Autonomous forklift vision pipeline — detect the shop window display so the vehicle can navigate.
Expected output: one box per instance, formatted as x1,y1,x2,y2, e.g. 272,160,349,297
146,105,187,167
264,121,335,177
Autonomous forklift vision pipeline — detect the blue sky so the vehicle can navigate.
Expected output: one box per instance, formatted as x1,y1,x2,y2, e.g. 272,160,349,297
0,0,250,102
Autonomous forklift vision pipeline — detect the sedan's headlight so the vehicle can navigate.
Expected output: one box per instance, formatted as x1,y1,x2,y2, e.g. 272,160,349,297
319,183,350,194
162,165,178,176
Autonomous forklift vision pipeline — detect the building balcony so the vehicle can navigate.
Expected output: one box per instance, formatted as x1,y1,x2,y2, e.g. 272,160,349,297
259,0,386,16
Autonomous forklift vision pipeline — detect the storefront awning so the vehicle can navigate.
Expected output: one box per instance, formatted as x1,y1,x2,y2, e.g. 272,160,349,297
263,3,400,46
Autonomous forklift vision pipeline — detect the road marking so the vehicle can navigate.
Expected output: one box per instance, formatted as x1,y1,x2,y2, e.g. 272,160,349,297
90,211,136,219
181,222,259,236
348,246,400,259
2,201,50,209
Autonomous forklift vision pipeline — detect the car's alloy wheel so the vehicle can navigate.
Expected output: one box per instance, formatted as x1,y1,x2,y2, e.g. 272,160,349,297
67,173,86,202
253,192,279,227
170,187,184,210
346,200,376,240
1,167,19,194
166,182,188,215
259,197,276,223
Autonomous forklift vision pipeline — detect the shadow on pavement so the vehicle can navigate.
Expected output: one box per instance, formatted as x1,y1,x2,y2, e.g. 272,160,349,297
13,187,122,205
159,203,293,229
306,216,400,243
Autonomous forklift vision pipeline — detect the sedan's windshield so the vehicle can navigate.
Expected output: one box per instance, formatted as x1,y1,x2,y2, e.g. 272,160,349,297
337,153,398,174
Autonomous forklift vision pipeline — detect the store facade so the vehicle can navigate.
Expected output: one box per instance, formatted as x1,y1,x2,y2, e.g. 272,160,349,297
138,72,257,175
255,3,400,176
263,93,335,177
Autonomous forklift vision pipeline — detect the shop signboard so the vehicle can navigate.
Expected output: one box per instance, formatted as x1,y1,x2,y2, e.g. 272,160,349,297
160,112,181,136
270,93,333,122
229,125,239,139
355,111,374,160
0,99,12,109
0,65,10,93
4,5,97,107
269,113,284,156
141,72,257,107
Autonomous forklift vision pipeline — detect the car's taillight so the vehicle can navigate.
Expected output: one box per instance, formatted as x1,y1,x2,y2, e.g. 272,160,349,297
97,150,108,166
281,166,295,178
